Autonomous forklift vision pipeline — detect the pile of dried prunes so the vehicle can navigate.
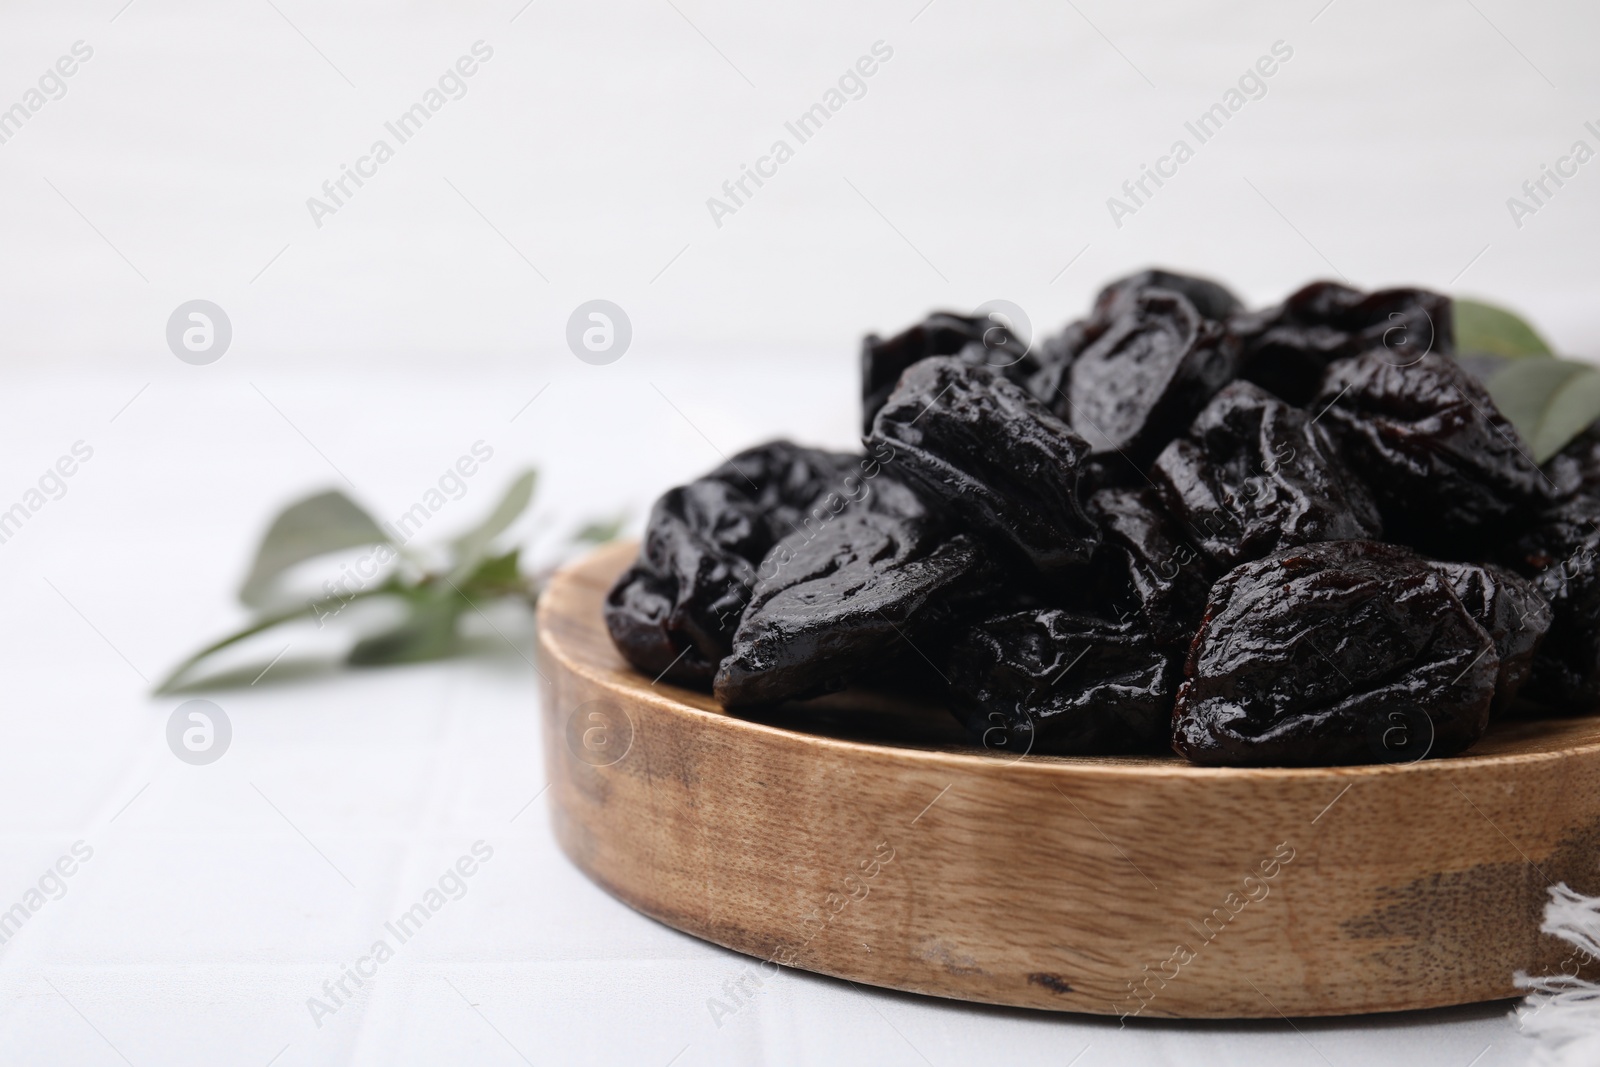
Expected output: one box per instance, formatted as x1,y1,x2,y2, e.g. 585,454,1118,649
604,269,1597,766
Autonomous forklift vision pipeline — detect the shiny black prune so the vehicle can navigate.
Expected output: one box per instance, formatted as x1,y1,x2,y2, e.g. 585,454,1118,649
704,439,862,542
1065,289,1242,469
1026,271,1240,421
1151,380,1382,570
714,488,988,707
867,356,1099,576
1315,350,1559,555
1174,540,1499,766
1086,487,1216,652
1023,319,1091,411
947,607,1176,755
1503,495,1600,710
1431,561,1552,713
604,483,765,686
1091,268,1243,326
1231,282,1451,404
860,312,1037,433
604,441,858,687
601,269,1588,770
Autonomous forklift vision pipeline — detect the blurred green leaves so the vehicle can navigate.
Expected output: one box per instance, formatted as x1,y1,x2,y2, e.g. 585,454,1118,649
1454,298,1555,360
238,490,391,608
448,470,537,582
1487,358,1600,463
157,470,620,693
1451,298,1600,464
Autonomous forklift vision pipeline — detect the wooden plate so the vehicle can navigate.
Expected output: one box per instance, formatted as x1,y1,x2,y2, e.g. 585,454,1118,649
537,540,1600,1019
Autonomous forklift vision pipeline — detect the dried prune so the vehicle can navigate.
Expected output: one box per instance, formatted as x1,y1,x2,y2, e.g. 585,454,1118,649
1315,350,1558,555
1431,561,1552,713
1023,319,1091,411
1026,271,1240,425
601,269,1587,770
1502,495,1600,710
714,492,988,707
1085,487,1216,652
603,484,764,686
604,441,859,687
948,607,1176,755
1091,268,1243,326
704,439,862,543
1151,381,1382,570
867,357,1099,576
860,312,1035,432
1231,282,1451,404
1065,289,1241,470
1174,540,1498,766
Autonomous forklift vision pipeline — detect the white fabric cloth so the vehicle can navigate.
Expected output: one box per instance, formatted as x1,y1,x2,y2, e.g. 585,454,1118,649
1517,885,1600,1066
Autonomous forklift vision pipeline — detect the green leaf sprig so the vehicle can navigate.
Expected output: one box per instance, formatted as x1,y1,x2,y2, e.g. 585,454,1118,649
1455,297,1600,464
156,471,619,693
1454,298,1555,360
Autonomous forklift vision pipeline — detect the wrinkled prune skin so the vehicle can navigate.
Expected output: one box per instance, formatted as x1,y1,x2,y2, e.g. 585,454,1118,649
706,439,862,542
867,357,1100,576
1085,487,1217,652
1151,381,1382,570
1174,540,1498,766
860,312,1036,433
1091,268,1243,326
604,441,859,687
1023,319,1091,411
714,489,989,707
1431,561,1552,713
1231,282,1451,404
1503,495,1600,710
604,483,767,686
1025,271,1240,426
1065,289,1242,469
948,607,1176,755
1316,350,1558,555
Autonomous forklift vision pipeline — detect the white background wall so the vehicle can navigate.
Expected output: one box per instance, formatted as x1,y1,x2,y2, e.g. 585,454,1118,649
4,0,1599,367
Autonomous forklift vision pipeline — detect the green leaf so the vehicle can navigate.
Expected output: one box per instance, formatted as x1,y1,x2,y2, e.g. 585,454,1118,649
448,470,537,580
240,490,391,607
461,548,523,593
1486,358,1600,463
571,514,626,546
154,583,399,692
1453,298,1554,359
346,593,466,666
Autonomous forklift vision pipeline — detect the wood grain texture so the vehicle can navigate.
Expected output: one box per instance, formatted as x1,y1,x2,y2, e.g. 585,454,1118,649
537,540,1600,1019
